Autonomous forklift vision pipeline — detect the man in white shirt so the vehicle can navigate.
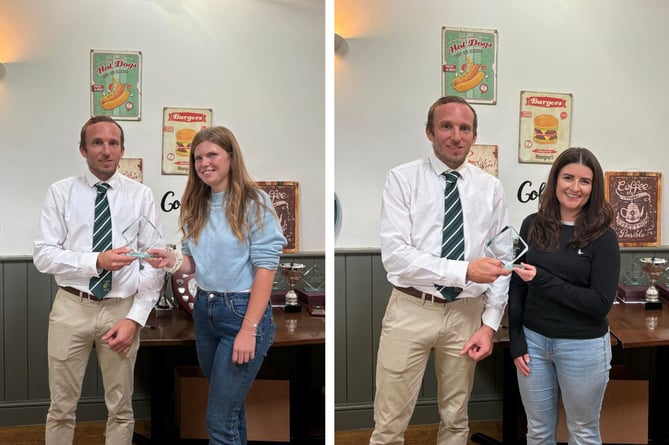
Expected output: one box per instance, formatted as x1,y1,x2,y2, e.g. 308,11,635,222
33,116,164,445
371,96,511,445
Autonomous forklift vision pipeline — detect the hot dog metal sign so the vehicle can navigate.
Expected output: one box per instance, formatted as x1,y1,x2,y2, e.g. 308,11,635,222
90,50,142,121
442,27,498,105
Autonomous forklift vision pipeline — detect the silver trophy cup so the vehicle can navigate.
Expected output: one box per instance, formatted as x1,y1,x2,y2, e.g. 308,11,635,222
639,257,669,310
279,262,306,312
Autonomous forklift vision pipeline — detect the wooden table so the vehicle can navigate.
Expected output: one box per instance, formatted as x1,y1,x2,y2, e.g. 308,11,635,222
135,306,325,444
140,305,325,347
607,302,669,443
608,302,669,347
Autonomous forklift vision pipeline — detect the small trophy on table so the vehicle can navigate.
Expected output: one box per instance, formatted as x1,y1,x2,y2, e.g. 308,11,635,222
639,257,669,310
279,262,306,313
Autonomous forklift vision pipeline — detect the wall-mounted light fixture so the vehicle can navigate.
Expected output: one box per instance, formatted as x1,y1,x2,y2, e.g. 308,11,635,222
335,33,348,56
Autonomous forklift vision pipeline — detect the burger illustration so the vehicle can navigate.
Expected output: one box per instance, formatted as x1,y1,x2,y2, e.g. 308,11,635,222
175,128,197,157
533,114,559,145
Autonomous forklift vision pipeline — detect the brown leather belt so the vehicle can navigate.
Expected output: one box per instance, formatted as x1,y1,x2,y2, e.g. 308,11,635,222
60,286,102,301
394,286,450,304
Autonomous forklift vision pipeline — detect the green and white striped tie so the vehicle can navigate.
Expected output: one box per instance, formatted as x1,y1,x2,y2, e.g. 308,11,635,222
89,182,112,299
435,171,464,301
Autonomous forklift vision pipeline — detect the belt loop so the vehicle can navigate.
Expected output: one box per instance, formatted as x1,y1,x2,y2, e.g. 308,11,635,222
420,292,426,304
430,294,436,304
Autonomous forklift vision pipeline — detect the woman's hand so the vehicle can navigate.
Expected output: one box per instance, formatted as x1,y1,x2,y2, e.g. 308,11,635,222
144,247,175,270
232,328,257,364
513,262,536,282
514,354,531,376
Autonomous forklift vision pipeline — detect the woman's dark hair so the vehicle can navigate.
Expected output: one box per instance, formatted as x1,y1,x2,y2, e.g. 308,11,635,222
529,147,613,251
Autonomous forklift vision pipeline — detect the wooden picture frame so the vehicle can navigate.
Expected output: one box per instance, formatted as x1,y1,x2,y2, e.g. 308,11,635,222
256,181,299,253
605,172,662,247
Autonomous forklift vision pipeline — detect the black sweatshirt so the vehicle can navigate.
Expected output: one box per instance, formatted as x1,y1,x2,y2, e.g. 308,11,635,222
508,213,620,359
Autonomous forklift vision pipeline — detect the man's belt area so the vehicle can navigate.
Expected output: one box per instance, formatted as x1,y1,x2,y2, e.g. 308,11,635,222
60,286,103,301
394,286,451,304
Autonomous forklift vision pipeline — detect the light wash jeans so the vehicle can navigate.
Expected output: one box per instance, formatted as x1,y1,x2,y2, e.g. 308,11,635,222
517,326,611,445
193,290,275,445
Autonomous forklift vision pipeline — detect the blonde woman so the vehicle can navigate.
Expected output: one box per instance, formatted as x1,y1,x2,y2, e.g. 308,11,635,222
148,126,286,445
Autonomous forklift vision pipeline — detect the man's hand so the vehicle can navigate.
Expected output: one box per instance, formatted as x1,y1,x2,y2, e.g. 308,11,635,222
101,318,140,354
459,325,495,361
97,247,136,271
466,257,511,283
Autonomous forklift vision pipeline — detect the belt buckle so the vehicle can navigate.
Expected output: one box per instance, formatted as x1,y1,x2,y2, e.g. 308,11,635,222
77,289,97,301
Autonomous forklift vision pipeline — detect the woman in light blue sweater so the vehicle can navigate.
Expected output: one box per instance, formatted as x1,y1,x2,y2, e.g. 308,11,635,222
148,126,286,445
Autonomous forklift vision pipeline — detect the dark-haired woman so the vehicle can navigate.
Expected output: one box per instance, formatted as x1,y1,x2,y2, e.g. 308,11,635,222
508,147,619,445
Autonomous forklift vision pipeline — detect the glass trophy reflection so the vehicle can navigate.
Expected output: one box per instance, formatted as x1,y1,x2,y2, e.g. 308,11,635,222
121,216,163,258
484,226,528,270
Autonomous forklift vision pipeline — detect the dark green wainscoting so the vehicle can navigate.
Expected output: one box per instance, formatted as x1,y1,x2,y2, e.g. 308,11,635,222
0,253,323,426
334,248,664,431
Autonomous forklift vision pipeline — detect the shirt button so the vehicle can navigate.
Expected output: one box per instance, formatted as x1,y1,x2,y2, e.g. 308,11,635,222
209,293,214,299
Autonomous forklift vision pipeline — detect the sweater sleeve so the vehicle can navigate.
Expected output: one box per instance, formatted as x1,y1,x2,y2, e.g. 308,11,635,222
508,215,532,358
529,229,620,318
249,191,287,270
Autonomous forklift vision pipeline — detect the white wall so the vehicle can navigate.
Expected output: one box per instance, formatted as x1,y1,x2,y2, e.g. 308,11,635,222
335,0,669,248
0,0,325,256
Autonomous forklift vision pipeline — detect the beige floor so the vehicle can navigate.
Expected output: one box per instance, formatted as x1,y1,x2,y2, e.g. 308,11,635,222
0,419,503,444
334,421,503,445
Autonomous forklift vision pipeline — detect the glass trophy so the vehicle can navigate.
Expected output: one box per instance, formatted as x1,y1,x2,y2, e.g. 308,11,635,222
301,264,325,291
622,260,647,286
484,226,528,270
121,216,163,258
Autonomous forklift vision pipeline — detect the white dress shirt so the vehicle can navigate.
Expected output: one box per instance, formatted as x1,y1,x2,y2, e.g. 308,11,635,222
380,152,511,330
33,171,165,326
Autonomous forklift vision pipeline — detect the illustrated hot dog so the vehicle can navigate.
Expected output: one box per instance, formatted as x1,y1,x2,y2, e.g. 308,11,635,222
100,83,126,106
101,89,130,110
451,55,485,92
452,70,484,92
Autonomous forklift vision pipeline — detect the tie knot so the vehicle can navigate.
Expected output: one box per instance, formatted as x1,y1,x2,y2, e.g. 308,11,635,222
443,171,460,184
95,182,110,194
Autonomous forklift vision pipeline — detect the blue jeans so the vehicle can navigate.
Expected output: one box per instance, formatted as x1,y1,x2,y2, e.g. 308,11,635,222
517,327,611,445
193,290,275,445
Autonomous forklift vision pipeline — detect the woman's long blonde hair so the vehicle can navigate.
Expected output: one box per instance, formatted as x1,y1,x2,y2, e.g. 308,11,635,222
179,126,268,244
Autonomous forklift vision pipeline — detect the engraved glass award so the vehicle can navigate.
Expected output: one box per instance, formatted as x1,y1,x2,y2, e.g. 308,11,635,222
484,226,528,270
121,216,162,258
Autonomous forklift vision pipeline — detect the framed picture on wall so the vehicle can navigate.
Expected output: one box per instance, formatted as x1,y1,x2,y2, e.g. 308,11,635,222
467,144,498,177
90,49,142,120
518,91,573,164
256,181,299,253
441,27,498,104
161,107,213,175
605,171,662,247
117,158,143,183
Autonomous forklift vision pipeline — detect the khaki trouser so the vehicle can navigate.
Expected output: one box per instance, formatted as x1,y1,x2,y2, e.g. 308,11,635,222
45,289,140,445
370,289,484,445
